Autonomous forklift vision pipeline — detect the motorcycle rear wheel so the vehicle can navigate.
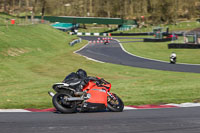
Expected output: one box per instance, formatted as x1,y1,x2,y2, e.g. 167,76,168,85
107,93,124,112
52,92,77,113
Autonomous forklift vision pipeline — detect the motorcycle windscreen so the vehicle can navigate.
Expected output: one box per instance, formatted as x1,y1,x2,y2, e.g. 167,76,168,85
86,89,108,107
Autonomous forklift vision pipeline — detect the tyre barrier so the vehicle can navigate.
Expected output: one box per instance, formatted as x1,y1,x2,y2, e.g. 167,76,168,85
144,38,172,42
89,40,111,44
69,38,82,46
111,32,153,36
168,43,200,49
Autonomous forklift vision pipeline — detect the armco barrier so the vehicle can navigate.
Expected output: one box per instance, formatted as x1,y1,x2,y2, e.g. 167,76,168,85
111,32,183,37
69,38,82,46
70,32,108,36
168,43,200,49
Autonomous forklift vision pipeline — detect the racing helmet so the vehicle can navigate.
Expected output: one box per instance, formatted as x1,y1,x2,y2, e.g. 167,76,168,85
76,69,87,79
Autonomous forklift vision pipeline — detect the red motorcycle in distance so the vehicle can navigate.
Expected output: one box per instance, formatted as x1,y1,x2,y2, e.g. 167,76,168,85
48,73,124,113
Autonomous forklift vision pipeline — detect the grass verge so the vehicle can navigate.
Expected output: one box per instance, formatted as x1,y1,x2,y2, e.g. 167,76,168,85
0,24,200,109
118,36,200,64
114,21,200,33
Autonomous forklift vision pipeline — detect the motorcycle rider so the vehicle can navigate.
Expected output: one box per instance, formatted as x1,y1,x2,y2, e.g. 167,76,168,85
63,69,98,92
76,69,89,91
170,52,177,64
76,69,99,88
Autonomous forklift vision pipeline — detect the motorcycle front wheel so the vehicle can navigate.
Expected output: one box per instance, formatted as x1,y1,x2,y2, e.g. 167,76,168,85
107,93,124,112
52,93,77,113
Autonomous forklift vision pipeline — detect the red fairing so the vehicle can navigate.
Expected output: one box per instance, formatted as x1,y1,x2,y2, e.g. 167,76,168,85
82,77,111,107
86,88,108,107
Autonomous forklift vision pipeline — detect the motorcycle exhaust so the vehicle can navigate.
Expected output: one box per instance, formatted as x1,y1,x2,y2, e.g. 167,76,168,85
48,91,87,101
48,91,55,97
65,97,84,101
74,91,84,96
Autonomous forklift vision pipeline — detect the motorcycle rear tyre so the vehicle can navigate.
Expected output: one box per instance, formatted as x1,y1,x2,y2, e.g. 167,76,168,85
107,93,124,112
52,93,77,113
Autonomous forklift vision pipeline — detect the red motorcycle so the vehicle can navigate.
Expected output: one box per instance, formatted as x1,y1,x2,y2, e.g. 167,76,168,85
48,73,124,113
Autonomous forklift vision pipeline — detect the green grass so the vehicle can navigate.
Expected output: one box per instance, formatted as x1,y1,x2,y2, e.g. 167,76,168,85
1,23,200,109
118,36,200,64
114,21,200,33
0,24,83,108
0,12,39,27
77,21,200,34
76,21,200,34
166,21,200,32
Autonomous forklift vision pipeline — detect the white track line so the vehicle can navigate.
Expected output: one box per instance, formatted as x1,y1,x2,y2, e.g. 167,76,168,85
0,109,31,112
166,103,200,107
116,39,200,66
124,106,137,110
74,43,105,63
75,39,200,65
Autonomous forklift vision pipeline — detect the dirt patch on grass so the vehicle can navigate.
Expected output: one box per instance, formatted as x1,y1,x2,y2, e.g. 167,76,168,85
1,48,30,56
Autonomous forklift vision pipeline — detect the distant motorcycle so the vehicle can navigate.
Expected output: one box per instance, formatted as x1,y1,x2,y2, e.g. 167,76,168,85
48,73,124,113
104,40,110,45
170,56,176,64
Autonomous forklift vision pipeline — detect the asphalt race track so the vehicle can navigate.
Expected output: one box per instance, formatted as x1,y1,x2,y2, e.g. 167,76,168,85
1,107,200,133
77,36,200,73
1,36,200,133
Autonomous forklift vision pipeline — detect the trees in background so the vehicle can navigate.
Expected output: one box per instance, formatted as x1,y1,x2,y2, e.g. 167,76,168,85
0,0,200,24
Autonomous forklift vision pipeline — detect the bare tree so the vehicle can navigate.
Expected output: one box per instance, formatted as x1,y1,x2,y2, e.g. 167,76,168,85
1,0,200,25
89,0,93,16
41,0,46,21
31,0,37,22
25,0,30,21
3,0,8,13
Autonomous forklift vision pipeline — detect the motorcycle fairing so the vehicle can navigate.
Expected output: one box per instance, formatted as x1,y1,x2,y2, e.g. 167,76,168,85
86,88,108,107
81,102,106,112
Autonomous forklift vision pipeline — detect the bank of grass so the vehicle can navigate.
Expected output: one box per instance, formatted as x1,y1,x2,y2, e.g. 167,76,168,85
1,24,200,109
0,12,29,26
118,36,200,64
77,21,200,34
114,21,200,33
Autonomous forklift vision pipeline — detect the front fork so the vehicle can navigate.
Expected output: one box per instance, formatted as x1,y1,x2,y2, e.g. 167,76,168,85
107,92,116,100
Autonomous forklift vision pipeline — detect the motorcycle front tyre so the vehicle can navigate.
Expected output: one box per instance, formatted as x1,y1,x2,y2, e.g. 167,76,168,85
52,92,77,113
170,61,175,64
107,93,124,112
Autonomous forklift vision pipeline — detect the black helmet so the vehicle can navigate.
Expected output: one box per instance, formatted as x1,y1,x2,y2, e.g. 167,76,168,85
76,69,87,79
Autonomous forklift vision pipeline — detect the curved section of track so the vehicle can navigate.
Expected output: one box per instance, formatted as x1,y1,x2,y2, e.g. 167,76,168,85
77,36,200,73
